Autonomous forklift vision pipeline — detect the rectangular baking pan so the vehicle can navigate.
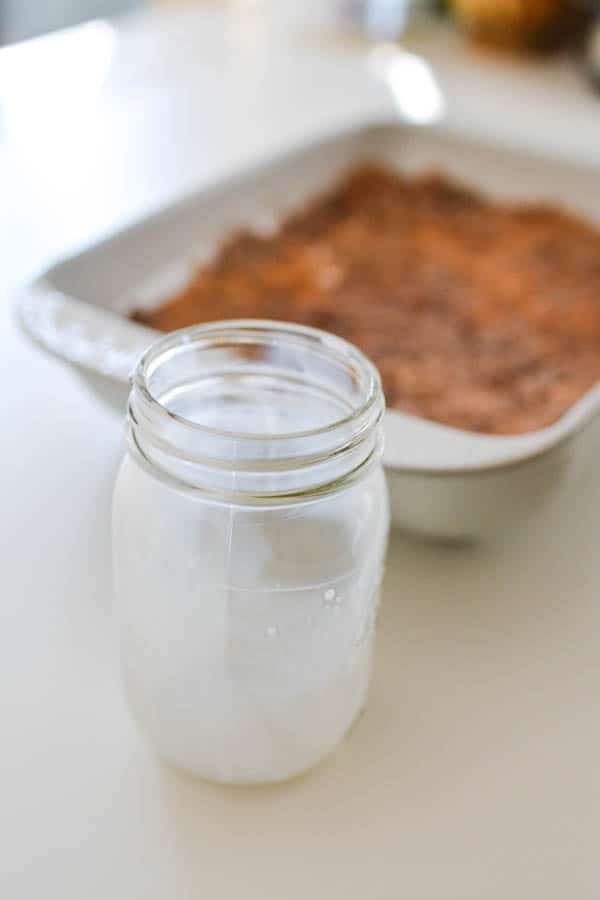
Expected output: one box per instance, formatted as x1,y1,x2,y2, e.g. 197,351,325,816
19,121,600,540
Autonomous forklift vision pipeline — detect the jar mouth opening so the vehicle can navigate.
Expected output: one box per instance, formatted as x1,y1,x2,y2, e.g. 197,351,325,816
133,320,382,442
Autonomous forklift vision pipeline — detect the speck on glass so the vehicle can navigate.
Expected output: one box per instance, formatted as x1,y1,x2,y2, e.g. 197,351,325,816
112,320,390,784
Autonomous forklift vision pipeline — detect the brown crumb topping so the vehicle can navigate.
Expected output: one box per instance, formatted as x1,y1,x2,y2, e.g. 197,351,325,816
132,166,600,435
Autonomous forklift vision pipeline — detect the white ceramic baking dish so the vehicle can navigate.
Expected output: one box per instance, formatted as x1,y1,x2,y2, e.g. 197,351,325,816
18,122,600,541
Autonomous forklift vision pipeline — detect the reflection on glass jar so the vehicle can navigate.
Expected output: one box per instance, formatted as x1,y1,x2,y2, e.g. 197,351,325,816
112,321,389,784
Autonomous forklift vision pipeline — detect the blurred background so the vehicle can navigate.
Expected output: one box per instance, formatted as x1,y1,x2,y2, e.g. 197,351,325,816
0,0,140,44
1,1,599,103
1,0,598,50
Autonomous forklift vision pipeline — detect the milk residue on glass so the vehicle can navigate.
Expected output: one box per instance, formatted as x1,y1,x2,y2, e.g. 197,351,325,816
112,321,389,784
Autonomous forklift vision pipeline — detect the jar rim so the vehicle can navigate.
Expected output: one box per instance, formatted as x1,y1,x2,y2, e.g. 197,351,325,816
132,319,382,442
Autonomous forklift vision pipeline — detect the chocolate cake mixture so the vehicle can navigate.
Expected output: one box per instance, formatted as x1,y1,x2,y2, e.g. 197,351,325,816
133,166,600,434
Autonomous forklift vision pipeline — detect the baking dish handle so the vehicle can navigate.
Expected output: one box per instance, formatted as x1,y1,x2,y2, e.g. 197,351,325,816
16,280,157,383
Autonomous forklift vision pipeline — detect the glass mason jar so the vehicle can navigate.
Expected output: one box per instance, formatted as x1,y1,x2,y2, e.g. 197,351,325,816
112,321,389,784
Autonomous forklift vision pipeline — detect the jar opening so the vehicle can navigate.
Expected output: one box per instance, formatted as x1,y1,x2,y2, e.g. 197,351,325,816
136,321,379,439
128,320,385,499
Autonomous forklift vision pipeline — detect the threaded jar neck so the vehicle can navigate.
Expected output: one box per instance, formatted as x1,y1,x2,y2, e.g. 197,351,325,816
128,320,385,502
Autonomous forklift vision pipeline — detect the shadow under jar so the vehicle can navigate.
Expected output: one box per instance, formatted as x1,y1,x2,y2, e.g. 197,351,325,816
112,321,389,784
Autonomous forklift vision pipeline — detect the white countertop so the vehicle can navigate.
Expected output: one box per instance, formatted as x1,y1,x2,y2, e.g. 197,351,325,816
2,5,600,898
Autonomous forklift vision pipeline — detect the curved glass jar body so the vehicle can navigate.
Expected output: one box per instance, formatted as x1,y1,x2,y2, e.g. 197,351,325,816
112,321,389,784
